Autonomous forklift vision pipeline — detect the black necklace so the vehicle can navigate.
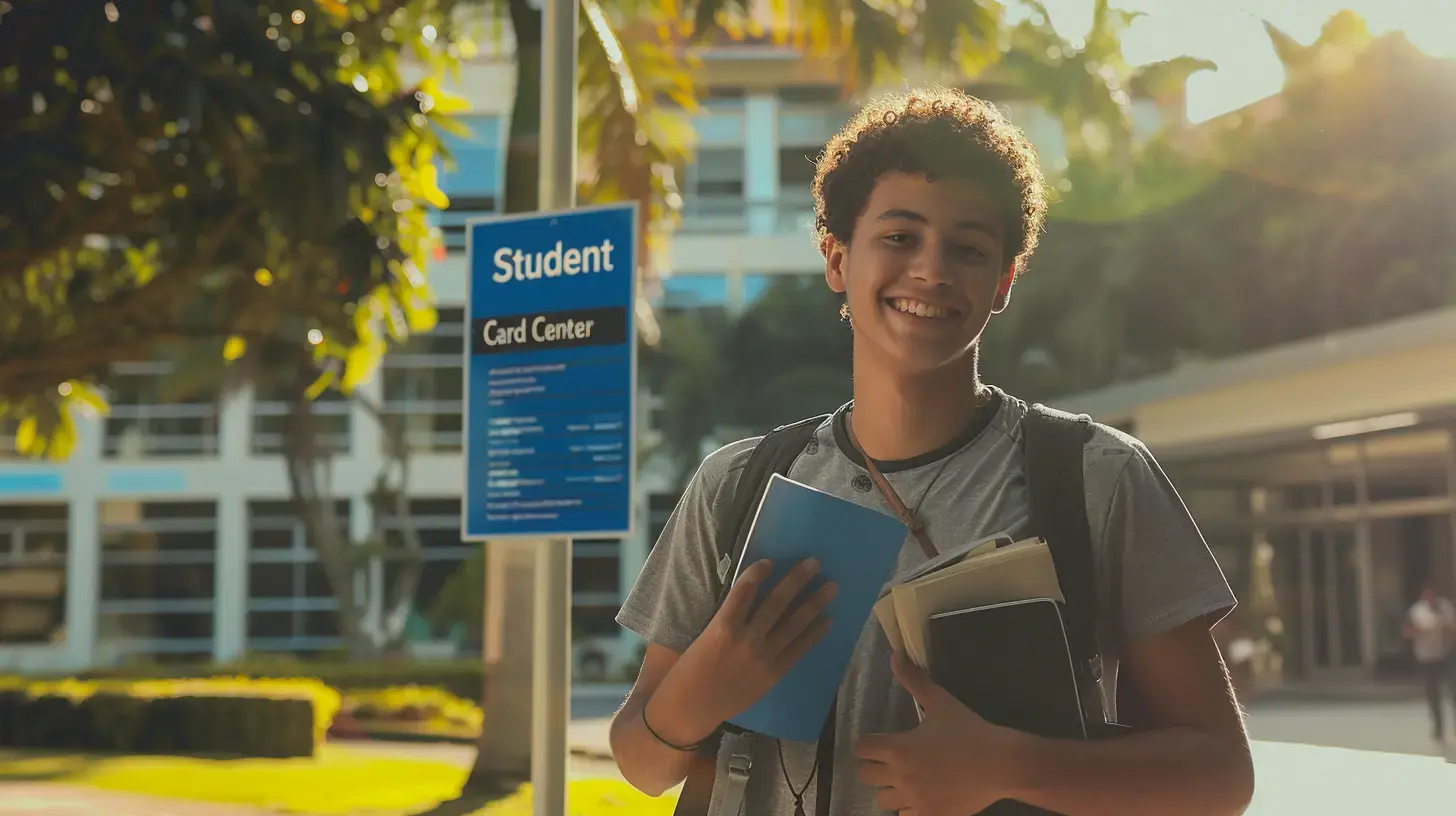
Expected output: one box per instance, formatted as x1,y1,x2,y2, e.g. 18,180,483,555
777,739,818,816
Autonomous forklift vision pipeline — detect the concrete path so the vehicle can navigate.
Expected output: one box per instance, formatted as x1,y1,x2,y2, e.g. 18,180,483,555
0,784,271,816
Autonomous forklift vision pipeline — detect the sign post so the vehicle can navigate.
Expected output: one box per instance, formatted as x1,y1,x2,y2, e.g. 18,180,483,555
463,196,637,814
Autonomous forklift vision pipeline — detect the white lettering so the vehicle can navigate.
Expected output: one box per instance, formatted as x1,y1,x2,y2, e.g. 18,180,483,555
492,247,513,283
482,318,528,347
485,238,619,285
531,316,595,343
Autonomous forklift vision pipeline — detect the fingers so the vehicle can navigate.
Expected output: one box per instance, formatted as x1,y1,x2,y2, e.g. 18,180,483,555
855,758,896,788
745,558,821,638
774,614,831,671
852,733,896,762
720,558,773,626
890,651,951,711
766,579,837,654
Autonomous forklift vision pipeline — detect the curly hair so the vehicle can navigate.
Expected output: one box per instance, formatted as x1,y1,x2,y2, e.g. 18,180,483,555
812,86,1048,273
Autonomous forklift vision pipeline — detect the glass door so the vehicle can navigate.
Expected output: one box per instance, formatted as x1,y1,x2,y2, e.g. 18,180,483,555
1307,525,1366,675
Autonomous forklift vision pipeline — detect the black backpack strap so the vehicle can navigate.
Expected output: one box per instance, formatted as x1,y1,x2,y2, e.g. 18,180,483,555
1022,404,1101,685
711,414,830,601
674,415,828,816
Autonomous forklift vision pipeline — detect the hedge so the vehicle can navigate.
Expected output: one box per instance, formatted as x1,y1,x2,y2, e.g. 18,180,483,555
0,677,339,758
72,659,485,703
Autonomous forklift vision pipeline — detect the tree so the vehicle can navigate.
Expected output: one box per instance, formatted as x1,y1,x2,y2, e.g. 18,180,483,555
0,1,478,653
1109,15,1456,375
979,0,1220,399
0,0,471,446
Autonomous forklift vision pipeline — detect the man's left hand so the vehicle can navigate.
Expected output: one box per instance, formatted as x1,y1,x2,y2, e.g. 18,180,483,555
853,652,1023,815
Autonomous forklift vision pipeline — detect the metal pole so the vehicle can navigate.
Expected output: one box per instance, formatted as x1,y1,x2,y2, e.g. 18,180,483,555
531,537,572,816
540,0,579,213
535,1,577,814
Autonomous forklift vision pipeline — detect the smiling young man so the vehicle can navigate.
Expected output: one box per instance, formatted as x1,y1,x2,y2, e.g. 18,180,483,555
609,87,1256,816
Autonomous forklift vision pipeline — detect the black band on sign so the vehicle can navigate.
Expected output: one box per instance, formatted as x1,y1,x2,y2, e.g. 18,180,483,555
471,306,629,355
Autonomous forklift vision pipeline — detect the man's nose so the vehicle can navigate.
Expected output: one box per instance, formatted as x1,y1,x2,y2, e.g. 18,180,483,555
909,245,954,286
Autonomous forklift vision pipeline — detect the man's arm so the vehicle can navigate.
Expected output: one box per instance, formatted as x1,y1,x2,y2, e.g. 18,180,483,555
609,643,723,797
1001,616,1255,816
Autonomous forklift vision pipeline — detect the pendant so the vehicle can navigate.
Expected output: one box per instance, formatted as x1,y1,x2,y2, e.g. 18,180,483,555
793,802,806,816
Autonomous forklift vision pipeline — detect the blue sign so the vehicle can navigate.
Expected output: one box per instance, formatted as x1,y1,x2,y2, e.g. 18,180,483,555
462,203,638,540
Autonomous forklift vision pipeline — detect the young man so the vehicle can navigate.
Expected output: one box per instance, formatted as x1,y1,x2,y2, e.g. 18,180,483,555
610,87,1256,816
1405,585,1456,747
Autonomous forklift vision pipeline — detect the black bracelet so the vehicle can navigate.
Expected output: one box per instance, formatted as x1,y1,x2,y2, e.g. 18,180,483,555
641,701,704,752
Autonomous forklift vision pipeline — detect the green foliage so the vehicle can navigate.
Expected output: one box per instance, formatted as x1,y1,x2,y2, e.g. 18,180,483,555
0,675,336,757
677,0,1004,91
0,0,472,456
70,656,488,703
986,13,1456,399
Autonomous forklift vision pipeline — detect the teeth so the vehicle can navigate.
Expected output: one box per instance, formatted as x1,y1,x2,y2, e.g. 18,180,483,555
891,298,951,319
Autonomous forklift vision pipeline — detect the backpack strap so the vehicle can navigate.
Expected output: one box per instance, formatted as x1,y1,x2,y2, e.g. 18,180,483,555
674,415,828,816
1022,404,1104,705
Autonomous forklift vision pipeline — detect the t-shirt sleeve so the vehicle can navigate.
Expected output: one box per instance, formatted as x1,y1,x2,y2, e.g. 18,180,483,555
1094,433,1237,647
615,439,755,654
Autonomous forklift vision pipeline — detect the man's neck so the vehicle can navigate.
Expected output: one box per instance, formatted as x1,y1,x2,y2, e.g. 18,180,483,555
849,351,986,463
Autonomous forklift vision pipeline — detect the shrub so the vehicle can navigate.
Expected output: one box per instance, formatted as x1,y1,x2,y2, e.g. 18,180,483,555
73,659,485,703
0,676,339,758
344,684,483,734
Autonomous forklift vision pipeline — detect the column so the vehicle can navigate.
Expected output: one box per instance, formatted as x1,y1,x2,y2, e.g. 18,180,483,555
1353,448,1377,675
744,92,780,236
213,381,253,662
63,499,99,672
213,492,248,661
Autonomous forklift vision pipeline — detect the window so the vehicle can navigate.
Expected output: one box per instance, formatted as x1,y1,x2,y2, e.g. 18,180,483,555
246,500,349,653
251,382,351,456
0,504,68,646
381,498,480,654
381,308,465,453
572,539,622,641
0,419,18,459
657,274,729,311
434,116,503,252
777,85,840,104
683,148,747,232
98,500,218,661
104,361,221,458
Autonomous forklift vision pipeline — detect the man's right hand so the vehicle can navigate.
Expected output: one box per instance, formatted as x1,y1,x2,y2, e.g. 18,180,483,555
660,557,839,738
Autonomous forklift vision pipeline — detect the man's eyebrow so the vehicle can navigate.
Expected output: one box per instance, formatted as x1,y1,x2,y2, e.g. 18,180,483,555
875,208,1000,236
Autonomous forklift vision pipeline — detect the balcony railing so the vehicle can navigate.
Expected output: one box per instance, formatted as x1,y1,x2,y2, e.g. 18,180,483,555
679,194,815,235
104,404,221,458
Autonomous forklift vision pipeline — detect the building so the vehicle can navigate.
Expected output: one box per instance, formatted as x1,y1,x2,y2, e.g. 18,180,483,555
1053,307,1456,687
0,29,1172,678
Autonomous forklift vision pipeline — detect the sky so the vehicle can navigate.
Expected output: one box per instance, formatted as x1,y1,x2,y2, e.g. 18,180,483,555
1026,0,1456,122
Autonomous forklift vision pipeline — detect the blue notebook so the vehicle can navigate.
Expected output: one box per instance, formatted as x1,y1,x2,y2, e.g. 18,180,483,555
727,473,908,743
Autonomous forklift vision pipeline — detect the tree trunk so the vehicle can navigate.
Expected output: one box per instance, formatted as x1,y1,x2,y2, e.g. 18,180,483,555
465,0,548,796
282,368,373,658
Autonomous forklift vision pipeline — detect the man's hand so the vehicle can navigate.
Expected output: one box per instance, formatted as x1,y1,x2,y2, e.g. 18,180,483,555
667,557,838,738
853,652,1022,815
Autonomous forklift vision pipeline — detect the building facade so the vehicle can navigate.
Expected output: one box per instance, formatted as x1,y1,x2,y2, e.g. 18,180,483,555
0,40,1171,678
1054,308,1456,688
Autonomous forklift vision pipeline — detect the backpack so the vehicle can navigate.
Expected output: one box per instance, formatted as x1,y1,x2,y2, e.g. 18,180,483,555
672,403,1106,816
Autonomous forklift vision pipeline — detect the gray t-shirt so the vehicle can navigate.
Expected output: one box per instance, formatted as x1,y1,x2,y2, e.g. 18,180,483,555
617,389,1236,816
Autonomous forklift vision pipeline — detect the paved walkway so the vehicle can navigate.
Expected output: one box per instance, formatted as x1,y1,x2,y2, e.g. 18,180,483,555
4,700,1453,814
0,784,270,816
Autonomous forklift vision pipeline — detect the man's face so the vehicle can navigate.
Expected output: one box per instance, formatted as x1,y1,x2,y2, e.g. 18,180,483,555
825,172,1013,375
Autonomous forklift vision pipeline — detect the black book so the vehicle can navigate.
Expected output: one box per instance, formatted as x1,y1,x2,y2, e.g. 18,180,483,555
926,597,1107,816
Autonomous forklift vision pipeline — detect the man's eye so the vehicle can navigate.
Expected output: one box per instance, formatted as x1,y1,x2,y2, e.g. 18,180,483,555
956,245,988,260
883,233,913,245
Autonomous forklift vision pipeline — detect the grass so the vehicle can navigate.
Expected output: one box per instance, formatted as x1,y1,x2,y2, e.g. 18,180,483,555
0,746,679,815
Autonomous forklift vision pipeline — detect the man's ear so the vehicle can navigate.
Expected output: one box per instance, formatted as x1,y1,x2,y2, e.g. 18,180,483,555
824,235,848,294
991,261,1017,314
